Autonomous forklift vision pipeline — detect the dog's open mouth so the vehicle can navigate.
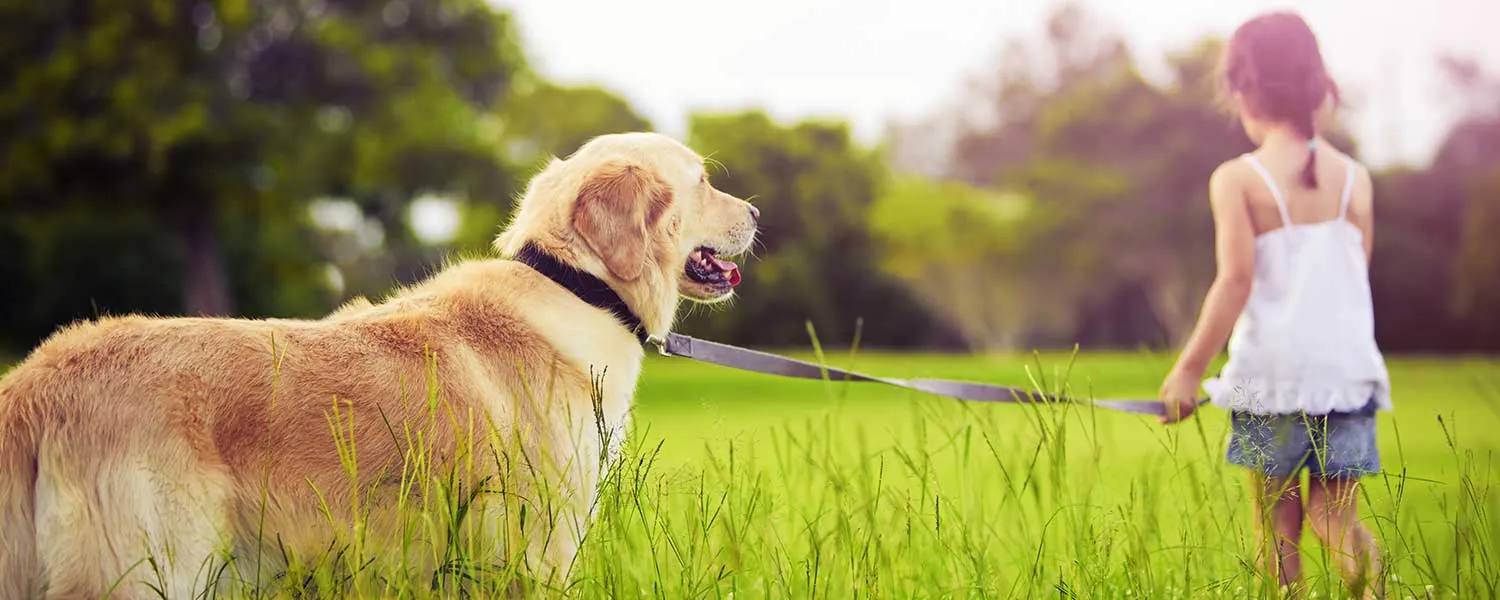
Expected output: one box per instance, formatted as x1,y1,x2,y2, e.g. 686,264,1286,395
685,247,741,289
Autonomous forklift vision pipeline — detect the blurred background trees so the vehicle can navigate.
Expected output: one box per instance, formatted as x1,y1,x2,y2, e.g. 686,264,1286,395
1,1,1495,356
674,111,950,349
0,0,530,343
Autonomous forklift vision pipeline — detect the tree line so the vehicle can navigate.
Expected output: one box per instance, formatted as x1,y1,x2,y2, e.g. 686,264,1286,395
1,1,1495,357
875,6,1499,353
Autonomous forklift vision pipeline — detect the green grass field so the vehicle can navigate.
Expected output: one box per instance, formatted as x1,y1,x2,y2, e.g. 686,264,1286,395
567,351,1499,599
3,351,1497,598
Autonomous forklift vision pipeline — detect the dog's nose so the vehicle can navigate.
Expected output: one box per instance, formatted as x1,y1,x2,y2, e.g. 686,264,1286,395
748,204,760,222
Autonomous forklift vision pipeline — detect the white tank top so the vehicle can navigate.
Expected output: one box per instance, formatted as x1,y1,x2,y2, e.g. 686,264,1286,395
1201,153,1393,415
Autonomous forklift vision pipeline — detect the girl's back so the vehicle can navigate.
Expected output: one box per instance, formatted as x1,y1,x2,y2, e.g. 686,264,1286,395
1240,145,1373,242
1205,144,1391,415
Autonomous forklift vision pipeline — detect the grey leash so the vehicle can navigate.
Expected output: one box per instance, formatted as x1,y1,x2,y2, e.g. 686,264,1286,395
508,246,1187,417
654,333,1187,416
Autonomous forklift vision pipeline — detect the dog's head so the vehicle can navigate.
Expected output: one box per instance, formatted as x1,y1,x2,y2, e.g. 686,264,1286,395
495,132,759,338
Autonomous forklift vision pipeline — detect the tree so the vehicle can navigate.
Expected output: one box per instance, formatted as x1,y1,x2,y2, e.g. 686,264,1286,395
0,205,184,351
880,8,1373,351
945,1,1133,187
881,5,1242,350
444,81,657,257
500,81,654,162
1453,172,1500,348
241,0,530,294
0,0,528,317
1367,167,1467,351
869,176,1081,351
679,111,946,349
1015,39,1269,347
1434,56,1500,350
1361,56,1500,352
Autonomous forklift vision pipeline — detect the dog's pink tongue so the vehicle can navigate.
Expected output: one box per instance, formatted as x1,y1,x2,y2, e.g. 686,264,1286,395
708,256,737,272
709,256,741,287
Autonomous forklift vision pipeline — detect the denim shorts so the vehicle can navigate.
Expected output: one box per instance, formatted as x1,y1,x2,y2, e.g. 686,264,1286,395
1225,399,1381,478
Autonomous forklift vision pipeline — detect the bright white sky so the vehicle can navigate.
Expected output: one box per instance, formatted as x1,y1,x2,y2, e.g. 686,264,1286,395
492,0,1499,170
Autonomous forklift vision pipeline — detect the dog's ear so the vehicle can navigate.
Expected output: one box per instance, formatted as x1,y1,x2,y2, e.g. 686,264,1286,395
572,160,669,281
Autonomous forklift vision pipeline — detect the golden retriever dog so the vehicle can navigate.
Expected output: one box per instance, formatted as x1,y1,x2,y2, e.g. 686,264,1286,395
0,132,758,598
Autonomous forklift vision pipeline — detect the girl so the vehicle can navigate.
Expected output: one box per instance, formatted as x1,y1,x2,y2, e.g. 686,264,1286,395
1157,11,1388,599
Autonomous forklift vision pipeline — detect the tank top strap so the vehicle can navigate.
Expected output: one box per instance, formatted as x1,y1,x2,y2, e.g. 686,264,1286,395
1337,154,1357,221
1241,154,1293,228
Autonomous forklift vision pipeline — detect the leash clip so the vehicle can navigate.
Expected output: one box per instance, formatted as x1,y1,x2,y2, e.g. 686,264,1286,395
646,334,671,357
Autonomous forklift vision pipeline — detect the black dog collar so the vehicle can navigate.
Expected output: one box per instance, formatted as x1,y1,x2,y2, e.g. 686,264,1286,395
513,243,649,344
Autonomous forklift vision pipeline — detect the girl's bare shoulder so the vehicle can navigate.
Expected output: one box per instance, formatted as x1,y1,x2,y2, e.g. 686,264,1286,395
1344,153,1373,191
1208,156,1256,203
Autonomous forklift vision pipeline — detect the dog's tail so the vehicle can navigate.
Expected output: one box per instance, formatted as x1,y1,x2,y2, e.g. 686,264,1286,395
0,376,40,600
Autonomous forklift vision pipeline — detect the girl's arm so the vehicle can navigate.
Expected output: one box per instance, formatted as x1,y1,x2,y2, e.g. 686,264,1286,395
1159,163,1258,423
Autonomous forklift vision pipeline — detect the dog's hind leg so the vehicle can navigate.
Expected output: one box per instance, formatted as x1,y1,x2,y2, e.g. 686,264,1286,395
34,430,235,600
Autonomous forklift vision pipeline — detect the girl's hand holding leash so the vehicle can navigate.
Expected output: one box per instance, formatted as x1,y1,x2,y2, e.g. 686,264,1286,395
1158,367,1202,424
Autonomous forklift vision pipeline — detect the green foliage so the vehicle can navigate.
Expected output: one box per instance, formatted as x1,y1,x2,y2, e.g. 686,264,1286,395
252,0,530,289
220,197,340,320
441,81,658,257
1368,168,1467,350
0,206,183,350
869,175,1079,350
1018,61,1253,347
883,8,1257,351
501,81,655,163
679,111,945,348
0,0,1495,355
871,175,1034,268
1452,171,1500,344
1366,112,1500,352
880,1,1491,353
0,0,529,345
